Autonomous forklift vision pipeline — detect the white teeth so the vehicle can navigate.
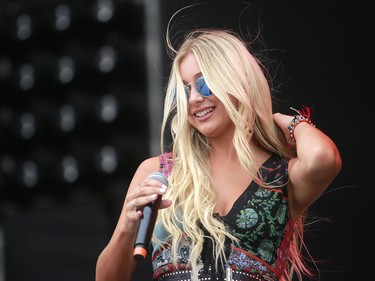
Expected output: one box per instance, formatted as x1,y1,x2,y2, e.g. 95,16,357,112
195,107,214,117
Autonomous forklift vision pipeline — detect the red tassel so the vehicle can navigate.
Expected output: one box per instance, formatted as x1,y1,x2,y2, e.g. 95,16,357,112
297,105,313,118
290,105,313,118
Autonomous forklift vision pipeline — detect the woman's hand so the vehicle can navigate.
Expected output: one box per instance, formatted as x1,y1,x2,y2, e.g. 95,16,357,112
124,178,171,233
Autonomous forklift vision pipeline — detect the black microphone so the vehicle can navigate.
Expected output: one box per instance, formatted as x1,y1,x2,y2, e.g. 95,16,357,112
133,172,168,262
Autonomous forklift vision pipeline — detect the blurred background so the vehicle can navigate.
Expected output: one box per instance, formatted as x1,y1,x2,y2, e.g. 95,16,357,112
0,0,373,280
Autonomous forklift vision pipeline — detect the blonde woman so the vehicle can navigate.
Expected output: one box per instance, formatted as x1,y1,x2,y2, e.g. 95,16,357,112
96,29,342,281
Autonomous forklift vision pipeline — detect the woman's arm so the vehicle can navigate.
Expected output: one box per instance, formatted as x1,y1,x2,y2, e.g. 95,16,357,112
95,156,171,281
273,111,342,220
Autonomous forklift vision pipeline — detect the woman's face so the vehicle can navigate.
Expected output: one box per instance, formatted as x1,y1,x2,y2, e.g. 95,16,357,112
179,52,235,140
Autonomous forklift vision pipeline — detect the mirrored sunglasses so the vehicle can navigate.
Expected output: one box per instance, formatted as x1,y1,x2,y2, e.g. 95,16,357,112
184,76,213,98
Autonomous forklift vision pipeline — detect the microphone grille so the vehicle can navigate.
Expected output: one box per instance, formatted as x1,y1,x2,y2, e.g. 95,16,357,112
147,172,168,187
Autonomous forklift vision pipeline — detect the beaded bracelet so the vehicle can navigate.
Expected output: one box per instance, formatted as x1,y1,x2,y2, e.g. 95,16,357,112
288,105,316,142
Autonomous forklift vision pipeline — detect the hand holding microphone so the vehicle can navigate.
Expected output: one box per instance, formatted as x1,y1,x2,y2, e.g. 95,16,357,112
133,172,168,262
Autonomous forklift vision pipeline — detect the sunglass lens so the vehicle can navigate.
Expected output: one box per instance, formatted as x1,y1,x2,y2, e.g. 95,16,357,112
196,76,212,97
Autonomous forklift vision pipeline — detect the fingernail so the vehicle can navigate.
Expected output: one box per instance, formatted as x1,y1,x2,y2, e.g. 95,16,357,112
161,184,167,193
150,194,157,200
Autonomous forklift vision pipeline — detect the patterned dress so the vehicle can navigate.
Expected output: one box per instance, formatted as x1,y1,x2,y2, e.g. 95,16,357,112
152,153,293,281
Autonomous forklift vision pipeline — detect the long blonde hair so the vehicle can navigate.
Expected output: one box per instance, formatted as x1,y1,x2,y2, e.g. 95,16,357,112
157,29,308,280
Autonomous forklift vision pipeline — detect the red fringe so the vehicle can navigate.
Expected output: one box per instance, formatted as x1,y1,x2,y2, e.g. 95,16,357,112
297,105,313,118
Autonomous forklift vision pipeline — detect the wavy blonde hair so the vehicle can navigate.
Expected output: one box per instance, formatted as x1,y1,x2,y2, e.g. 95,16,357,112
156,29,309,281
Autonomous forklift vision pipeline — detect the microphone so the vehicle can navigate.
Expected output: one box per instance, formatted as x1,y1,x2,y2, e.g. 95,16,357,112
133,172,168,262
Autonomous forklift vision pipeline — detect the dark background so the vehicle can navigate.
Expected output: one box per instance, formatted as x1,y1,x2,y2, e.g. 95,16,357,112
0,0,374,281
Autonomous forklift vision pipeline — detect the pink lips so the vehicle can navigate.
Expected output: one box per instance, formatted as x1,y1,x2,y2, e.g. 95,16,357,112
194,107,215,121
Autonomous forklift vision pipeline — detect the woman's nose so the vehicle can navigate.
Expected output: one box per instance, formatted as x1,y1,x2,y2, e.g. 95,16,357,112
188,86,204,104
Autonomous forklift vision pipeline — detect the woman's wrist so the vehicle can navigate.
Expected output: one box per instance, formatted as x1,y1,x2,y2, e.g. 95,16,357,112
288,106,315,142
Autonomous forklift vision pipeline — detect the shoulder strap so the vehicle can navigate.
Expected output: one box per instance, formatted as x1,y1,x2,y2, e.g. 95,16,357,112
159,152,174,177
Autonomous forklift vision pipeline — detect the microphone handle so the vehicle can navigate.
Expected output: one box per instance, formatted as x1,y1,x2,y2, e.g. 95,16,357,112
133,172,167,262
133,196,161,262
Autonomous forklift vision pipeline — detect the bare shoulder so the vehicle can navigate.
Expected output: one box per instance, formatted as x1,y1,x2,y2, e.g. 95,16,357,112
137,156,160,172
128,156,161,192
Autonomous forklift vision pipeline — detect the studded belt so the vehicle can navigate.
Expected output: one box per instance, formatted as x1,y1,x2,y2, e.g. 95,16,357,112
157,268,274,281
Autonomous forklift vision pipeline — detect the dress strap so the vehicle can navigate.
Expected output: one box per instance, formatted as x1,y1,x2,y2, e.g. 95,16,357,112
159,152,174,177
